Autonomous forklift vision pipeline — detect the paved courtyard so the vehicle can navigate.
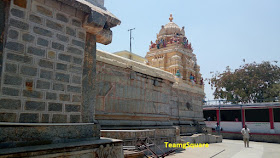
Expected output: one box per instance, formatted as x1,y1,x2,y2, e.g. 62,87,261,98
168,139,280,158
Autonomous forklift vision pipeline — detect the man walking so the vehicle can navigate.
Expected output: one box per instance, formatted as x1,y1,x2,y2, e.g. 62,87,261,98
241,125,250,147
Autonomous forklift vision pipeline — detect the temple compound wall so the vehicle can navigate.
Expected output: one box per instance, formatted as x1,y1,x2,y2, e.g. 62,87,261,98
0,0,123,157
96,50,205,134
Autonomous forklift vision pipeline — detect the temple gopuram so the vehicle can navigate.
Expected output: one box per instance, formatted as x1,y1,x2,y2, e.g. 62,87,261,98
146,14,203,87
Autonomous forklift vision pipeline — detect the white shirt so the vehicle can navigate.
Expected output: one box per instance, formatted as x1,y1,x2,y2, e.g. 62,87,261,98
241,128,250,138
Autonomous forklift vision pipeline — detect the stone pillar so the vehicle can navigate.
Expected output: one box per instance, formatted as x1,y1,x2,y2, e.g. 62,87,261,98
0,0,7,89
82,33,96,123
164,53,167,71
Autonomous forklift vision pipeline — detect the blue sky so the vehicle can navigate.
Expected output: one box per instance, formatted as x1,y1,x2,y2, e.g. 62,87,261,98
97,0,280,100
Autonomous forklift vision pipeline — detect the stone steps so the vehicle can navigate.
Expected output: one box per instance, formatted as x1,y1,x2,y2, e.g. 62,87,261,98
181,134,222,144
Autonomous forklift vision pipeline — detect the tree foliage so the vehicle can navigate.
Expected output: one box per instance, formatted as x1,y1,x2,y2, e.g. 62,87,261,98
209,61,280,103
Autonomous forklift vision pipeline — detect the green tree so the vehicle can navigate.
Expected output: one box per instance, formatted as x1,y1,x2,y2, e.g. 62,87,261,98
209,61,280,103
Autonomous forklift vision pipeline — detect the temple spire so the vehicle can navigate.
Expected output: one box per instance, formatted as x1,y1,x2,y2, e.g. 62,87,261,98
169,14,173,22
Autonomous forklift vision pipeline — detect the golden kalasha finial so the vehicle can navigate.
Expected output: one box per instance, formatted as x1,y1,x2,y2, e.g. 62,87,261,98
169,14,173,22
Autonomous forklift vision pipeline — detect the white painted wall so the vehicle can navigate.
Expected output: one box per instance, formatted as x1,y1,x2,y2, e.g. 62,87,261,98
205,121,242,132
246,122,271,133
221,122,243,132
205,121,280,134
274,122,280,134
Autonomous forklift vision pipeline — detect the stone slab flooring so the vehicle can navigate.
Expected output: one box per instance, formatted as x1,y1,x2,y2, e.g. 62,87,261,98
168,139,280,158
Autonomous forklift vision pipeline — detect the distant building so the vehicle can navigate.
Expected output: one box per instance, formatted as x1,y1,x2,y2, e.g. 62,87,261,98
113,50,147,63
146,14,202,84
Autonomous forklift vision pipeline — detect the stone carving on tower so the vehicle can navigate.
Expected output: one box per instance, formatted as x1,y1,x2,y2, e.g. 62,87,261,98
146,14,203,87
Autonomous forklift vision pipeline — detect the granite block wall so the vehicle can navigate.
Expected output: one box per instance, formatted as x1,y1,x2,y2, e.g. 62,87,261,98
0,0,86,123
95,58,204,127
96,62,171,116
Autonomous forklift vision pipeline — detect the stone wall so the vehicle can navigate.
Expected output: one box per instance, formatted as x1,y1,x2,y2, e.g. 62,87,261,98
0,0,86,123
95,50,205,129
0,137,123,158
0,0,7,87
0,0,124,157
101,129,177,146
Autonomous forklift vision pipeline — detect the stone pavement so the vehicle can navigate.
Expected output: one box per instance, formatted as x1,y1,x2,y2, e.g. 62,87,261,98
168,139,280,158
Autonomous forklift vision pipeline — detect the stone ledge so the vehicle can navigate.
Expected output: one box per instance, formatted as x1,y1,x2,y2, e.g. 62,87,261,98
0,123,100,149
95,112,170,119
98,119,173,127
101,126,178,130
181,134,223,144
0,137,123,157
173,81,205,95
57,0,120,27
97,50,176,83
102,129,154,132
0,122,96,126
178,117,205,122
56,0,121,45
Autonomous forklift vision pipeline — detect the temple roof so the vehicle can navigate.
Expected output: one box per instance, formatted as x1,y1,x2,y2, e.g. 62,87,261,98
148,14,193,51
158,14,185,37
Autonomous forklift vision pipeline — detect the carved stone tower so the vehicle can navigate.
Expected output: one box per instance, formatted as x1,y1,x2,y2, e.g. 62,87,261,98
146,14,202,84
